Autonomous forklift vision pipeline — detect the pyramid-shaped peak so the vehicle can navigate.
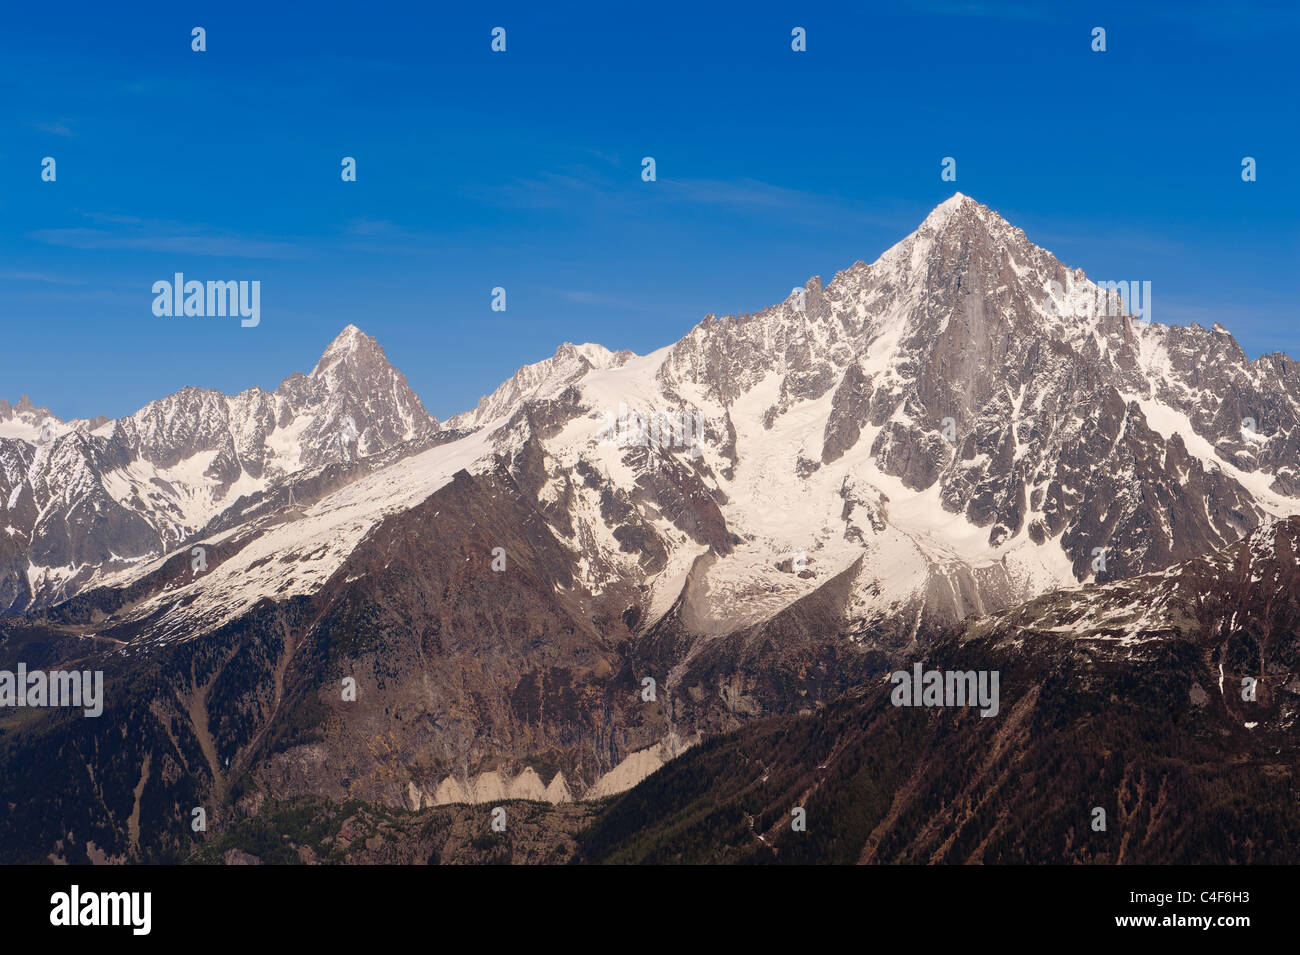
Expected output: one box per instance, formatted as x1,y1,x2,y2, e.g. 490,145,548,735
922,192,999,227
868,193,1017,276
311,325,388,377
909,194,1030,257
326,323,373,352
294,325,437,432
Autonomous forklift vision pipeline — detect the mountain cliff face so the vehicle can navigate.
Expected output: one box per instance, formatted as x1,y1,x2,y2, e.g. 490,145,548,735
626,194,1288,627
1,194,1298,862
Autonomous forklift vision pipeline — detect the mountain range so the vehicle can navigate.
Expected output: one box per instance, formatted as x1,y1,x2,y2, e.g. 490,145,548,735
2,193,1298,863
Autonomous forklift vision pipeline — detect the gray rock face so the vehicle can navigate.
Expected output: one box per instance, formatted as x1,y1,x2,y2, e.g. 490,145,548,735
822,363,873,465
652,193,1292,592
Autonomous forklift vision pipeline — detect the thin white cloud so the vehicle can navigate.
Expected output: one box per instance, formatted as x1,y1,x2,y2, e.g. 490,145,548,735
477,165,907,231
34,119,76,138
30,213,310,260
0,271,86,286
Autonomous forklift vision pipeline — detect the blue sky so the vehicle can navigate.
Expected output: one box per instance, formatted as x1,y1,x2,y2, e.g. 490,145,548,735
2,0,1296,422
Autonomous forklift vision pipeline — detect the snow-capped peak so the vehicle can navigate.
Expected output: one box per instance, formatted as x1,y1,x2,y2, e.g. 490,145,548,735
924,190,971,223
310,324,385,378
444,340,636,431
0,324,439,612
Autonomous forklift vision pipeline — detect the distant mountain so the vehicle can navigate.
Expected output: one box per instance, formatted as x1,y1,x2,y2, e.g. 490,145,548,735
2,194,1299,862
443,342,635,431
0,325,435,611
0,395,107,442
